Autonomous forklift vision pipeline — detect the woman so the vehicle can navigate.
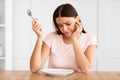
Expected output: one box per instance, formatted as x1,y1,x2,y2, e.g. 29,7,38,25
30,3,97,73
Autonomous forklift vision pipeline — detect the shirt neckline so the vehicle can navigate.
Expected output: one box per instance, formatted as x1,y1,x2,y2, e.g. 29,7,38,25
60,33,84,46
60,35,72,46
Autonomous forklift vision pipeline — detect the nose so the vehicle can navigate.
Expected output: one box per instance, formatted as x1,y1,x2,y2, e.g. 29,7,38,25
62,25,68,32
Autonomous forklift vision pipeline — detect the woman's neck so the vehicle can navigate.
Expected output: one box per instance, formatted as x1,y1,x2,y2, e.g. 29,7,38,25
62,36,72,44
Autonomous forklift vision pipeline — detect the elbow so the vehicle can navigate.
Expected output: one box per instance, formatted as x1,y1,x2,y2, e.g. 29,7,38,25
30,68,39,73
81,65,92,74
30,65,41,73
81,68,89,74
30,60,42,73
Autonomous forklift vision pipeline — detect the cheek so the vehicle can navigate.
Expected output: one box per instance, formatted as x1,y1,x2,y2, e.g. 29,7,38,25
70,24,76,31
59,28,62,32
59,28,65,33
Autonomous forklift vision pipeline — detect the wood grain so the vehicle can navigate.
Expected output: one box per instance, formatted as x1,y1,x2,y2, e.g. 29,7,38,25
0,70,120,80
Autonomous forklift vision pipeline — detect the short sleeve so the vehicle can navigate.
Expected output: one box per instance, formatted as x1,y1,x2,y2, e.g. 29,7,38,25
43,32,56,48
87,34,98,47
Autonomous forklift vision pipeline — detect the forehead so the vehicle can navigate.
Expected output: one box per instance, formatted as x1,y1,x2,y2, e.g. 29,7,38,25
56,17,75,24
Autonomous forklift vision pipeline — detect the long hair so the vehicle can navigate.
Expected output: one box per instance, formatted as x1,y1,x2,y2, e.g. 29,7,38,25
53,3,86,35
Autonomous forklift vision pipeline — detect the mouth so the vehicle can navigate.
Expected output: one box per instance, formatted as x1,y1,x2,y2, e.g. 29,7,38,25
63,32,70,35
63,32,72,37
64,32,69,34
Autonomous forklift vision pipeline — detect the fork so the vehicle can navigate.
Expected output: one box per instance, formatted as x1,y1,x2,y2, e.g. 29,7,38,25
27,9,34,19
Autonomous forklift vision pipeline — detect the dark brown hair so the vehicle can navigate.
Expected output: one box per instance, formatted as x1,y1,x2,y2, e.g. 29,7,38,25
53,3,86,35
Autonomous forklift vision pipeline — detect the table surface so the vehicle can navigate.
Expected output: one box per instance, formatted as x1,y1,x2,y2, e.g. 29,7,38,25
0,70,120,80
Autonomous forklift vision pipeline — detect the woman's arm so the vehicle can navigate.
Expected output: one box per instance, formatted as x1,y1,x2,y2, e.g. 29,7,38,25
30,19,50,73
30,38,42,72
30,40,50,73
71,22,97,73
72,38,96,73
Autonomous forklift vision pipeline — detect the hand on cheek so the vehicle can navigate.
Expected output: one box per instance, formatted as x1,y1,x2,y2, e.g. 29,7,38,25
71,22,83,40
75,21,83,33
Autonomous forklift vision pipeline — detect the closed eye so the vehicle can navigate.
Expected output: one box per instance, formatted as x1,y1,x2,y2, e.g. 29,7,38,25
58,24,63,28
57,22,71,28
66,23,71,26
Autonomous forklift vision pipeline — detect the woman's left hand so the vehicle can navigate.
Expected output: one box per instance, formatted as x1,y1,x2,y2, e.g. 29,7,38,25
71,22,83,40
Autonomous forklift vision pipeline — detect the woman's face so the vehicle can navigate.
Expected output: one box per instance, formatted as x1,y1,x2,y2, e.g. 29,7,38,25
56,17,77,38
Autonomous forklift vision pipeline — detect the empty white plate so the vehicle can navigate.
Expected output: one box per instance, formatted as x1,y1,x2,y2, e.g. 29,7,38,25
40,68,74,76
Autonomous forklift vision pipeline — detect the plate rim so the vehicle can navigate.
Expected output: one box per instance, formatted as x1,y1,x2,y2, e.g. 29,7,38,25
40,68,74,76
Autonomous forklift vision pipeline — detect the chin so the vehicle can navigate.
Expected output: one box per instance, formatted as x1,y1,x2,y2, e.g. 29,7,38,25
64,34,72,38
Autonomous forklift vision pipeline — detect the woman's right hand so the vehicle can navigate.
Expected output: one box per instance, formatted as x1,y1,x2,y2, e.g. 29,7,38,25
32,18,42,38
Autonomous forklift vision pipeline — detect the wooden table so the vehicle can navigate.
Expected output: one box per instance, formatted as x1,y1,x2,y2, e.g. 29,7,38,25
0,70,120,80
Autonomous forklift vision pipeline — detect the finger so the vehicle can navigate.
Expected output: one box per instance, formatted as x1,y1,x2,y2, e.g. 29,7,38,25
75,22,80,29
80,22,83,28
32,18,38,27
32,20,40,29
34,24,42,32
36,24,42,31
32,18,38,24
77,22,83,30
33,24,40,30
32,23,38,30
75,23,83,32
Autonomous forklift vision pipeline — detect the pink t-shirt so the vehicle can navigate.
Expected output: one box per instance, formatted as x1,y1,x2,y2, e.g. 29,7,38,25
43,31,97,71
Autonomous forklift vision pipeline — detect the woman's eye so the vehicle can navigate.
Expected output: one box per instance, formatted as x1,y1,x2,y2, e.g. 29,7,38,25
58,25,62,28
66,23,71,26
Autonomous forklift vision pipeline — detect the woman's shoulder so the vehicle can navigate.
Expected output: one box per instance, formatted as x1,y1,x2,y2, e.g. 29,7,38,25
46,31,59,37
44,31,59,48
81,33,97,40
47,31,57,35
45,31,60,39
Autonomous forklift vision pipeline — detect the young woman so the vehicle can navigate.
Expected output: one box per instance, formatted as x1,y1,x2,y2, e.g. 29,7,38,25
30,3,97,73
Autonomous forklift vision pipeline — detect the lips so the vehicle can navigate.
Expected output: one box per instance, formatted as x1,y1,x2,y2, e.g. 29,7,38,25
63,32,69,35
63,32,72,37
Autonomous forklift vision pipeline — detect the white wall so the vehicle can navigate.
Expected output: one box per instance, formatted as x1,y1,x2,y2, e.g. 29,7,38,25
13,0,32,70
12,0,120,71
98,0,120,70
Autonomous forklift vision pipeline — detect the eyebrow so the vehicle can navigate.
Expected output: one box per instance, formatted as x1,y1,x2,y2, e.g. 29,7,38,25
57,21,71,25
